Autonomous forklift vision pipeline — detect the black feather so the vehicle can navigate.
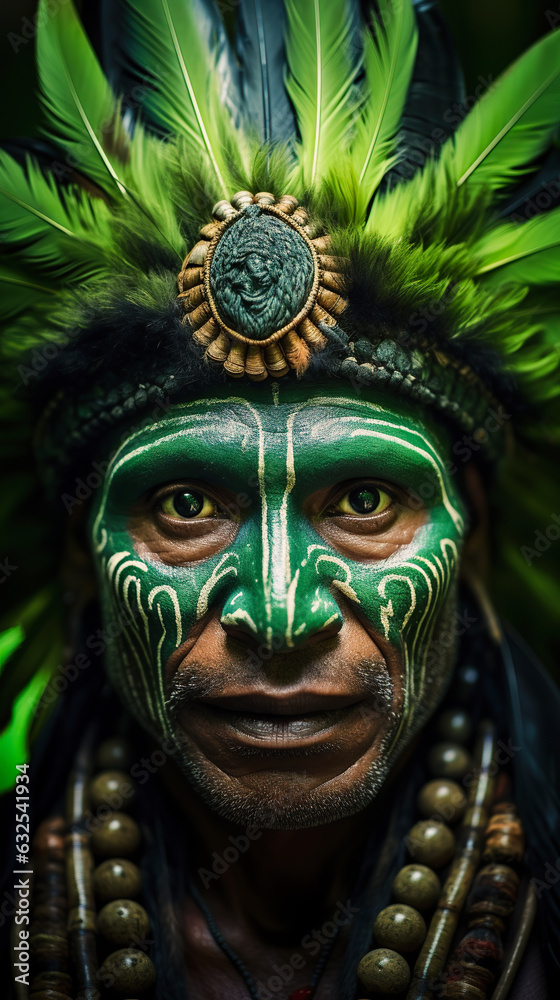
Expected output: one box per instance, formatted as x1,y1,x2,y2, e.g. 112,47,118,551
236,0,297,145
379,0,465,189
499,147,560,221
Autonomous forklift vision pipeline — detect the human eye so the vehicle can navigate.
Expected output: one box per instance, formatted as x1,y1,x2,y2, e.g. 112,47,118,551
326,482,394,519
158,487,221,521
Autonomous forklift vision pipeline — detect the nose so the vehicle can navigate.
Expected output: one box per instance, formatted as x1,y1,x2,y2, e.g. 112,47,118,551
219,506,347,652
220,598,342,651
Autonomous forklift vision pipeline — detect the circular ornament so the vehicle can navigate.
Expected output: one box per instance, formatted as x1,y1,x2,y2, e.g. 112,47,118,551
373,903,426,952
357,948,410,994
391,864,441,911
177,191,347,380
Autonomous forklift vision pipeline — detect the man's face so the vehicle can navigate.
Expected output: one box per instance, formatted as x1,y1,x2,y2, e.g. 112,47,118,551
88,384,468,828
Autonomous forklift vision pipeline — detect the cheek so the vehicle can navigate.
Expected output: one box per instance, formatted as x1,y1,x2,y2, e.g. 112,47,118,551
347,521,464,657
129,516,239,564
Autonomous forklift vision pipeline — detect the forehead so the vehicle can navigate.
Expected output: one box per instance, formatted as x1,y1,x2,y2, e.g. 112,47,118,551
109,383,452,458
99,384,458,511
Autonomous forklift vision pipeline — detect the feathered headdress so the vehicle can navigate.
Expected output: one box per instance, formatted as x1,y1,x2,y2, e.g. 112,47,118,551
1,0,559,798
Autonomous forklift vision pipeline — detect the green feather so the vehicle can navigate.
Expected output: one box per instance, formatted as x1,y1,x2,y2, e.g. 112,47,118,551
284,0,364,188
0,153,112,282
0,266,56,321
116,0,244,196
350,1,418,221
439,29,560,193
36,0,131,199
476,207,560,285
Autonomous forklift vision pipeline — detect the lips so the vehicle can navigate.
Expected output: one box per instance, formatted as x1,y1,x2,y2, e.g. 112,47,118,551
200,691,361,715
180,690,365,747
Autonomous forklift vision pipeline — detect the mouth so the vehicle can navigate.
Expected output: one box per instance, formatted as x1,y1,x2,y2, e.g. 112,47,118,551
181,691,366,747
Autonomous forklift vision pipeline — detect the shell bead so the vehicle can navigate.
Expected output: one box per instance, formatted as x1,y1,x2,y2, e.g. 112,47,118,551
428,742,472,780
391,864,441,911
90,813,141,859
407,820,456,868
467,863,519,917
246,344,268,381
199,222,222,240
373,904,426,952
230,190,253,209
253,191,276,205
212,199,237,220
445,961,495,997
93,859,142,903
223,341,247,378
98,948,157,995
276,195,299,214
206,331,230,363
97,899,151,949
417,779,467,824
482,802,525,864
357,948,410,994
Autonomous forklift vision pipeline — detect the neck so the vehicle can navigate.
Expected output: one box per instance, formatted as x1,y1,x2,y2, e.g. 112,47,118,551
159,759,379,942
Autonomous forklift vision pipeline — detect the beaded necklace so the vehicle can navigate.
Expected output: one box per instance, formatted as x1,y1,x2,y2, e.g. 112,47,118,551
21,662,532,999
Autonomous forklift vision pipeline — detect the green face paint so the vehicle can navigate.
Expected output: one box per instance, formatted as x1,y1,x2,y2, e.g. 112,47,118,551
89,383,468,801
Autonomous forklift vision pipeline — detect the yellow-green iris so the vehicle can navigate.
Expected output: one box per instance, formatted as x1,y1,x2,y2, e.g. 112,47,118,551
161,489,217,520
334,484,392,516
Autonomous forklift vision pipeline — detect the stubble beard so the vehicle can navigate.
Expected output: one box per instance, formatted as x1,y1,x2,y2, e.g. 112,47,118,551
164,661,402,830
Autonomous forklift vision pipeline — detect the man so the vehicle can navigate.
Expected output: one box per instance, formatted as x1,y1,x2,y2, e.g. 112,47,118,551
1,0,560,997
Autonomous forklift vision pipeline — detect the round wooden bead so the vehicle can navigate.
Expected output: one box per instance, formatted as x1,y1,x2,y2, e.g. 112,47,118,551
373,904,426,952
407,820,455,868
97,899,151,948
417,779,467,824
96,738,134,771
357,948,410,994
94,859,142,902
90,770,136,812
90,814,141,859
391,864,441,911
428,742,472,780
98,948,156,995
436,709,472,744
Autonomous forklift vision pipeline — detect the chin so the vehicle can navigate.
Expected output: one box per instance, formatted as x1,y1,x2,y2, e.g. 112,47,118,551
166,718,401,830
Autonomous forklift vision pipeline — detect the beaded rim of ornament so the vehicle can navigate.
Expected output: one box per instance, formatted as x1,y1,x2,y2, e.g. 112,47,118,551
177,190,348,381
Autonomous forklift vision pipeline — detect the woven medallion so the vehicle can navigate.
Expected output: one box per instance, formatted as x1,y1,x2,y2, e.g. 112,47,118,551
177,191,347,380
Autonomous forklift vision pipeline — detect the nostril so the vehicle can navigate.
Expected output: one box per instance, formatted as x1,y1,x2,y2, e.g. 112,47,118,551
220,620,260,648
304,619,342,647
